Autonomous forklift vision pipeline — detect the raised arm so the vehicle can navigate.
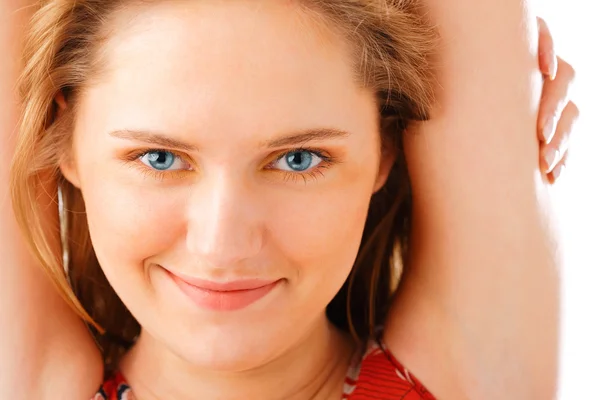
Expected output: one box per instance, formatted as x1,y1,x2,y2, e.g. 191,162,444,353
0,2,102,399
385,1,560,399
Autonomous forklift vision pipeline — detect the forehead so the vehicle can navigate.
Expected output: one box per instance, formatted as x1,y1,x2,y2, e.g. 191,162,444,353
79,0,378,145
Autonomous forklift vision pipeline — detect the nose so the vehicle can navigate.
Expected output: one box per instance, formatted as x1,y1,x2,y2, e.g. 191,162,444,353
186,174,265,269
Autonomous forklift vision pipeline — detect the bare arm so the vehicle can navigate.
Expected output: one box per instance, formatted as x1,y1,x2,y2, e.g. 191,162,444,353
0,2,102,399
385,1,560,399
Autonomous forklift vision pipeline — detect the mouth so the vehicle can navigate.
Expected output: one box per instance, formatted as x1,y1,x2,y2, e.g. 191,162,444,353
167,271,282,312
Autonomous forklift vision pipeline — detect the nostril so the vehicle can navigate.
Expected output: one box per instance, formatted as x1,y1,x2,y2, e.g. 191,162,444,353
184,179,265,267
185,221,264,268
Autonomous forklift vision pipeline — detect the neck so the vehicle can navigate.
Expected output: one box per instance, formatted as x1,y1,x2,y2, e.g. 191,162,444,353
120,317,356,400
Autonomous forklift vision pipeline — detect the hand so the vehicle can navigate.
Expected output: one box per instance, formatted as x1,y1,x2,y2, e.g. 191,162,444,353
536,16,578,184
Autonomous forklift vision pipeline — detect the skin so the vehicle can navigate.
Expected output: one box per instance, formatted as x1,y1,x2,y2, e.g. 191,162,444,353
0,2,102,398
384,1,573,398
0,0,578,399
61,2,392,399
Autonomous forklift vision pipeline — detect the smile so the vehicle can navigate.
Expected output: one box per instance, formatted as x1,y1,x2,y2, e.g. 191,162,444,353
167,272,281,311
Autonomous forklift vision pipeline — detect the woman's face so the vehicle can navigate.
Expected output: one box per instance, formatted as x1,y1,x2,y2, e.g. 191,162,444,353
62,0,393,370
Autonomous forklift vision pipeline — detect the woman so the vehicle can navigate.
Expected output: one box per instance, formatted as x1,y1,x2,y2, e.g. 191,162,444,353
1,0,578,399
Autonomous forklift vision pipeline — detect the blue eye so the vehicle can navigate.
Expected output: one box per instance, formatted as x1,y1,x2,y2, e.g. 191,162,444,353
139,150,188,171
275,150,322,172
286,151,312,171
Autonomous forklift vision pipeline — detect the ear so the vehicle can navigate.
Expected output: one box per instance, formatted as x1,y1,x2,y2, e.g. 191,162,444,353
55,92,81,188
59,158,81,189
373,135,398,193
55,91,67,112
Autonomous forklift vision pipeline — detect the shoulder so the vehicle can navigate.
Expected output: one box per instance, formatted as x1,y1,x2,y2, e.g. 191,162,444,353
343,334,436,400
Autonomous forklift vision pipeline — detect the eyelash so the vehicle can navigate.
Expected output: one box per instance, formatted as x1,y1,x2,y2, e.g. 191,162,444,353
266,148,336,184
122,147,337,184
122,148,192,182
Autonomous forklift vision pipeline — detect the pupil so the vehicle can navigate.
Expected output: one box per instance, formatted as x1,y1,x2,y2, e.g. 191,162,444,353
286,151,311,171
148,151,174,170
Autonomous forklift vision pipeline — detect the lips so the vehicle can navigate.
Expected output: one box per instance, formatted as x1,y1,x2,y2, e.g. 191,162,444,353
167,271,281,311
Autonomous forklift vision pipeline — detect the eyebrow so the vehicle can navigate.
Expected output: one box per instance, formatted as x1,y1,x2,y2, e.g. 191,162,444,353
263,128,350,148
109,127,350,151
109,129,200,152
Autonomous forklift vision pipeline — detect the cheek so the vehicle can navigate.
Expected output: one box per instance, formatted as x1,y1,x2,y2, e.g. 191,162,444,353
272,192,369,266
266,170,376,296
79,167,186,284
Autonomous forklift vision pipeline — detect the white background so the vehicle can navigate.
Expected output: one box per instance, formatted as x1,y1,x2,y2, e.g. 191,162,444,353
3,1,597,397
532,0,600,397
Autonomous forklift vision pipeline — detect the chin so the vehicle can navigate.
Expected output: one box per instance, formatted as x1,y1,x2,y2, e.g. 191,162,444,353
173,326,286,372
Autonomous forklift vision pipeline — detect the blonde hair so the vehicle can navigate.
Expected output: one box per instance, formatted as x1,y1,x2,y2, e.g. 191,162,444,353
10,0,437,370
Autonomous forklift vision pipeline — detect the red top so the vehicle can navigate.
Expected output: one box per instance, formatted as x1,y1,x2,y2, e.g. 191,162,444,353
93,338,435,400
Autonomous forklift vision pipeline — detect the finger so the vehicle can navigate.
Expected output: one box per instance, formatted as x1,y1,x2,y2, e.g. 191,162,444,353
538,57,576,144
541,101,579,172
548,150,568,184
537,17,557,80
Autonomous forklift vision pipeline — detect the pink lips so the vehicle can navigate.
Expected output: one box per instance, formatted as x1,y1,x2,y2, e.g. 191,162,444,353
168,271,280,311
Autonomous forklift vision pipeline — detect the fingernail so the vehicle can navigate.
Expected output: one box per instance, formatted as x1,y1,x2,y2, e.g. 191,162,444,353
543,116,557,143
547,53,558,80
545,148,559,171
552,163,564,181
